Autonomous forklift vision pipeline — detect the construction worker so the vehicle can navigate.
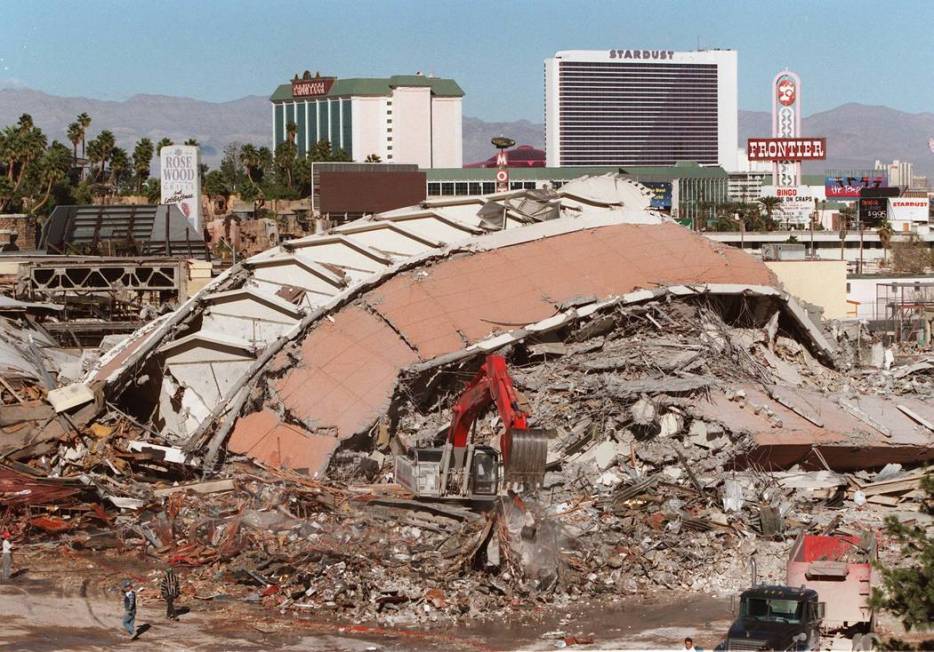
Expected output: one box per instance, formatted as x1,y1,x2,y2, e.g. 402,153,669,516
160,567,180,620
121,579,137,638
1,531,12,583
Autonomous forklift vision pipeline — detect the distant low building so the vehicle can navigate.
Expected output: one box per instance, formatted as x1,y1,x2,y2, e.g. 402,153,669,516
464,145,545,168
41,204,209,259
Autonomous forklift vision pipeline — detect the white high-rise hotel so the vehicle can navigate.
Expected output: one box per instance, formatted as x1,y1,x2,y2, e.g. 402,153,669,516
545,50,738,170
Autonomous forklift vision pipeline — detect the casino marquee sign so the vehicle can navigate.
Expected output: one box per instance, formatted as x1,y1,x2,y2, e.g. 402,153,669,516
747,137,827,161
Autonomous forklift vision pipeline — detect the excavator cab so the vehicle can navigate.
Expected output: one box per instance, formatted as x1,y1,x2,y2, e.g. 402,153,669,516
394,354,549,501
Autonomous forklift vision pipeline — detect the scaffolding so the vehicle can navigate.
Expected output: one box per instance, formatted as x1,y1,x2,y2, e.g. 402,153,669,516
876,281,934,345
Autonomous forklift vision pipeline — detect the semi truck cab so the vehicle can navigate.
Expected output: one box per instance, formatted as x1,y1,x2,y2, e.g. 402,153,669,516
726,585,823,651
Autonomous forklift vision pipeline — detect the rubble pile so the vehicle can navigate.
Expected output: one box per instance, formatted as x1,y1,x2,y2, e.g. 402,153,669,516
1,289,932,627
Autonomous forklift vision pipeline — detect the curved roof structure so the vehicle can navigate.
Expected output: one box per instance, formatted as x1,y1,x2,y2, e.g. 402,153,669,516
84,176,833,474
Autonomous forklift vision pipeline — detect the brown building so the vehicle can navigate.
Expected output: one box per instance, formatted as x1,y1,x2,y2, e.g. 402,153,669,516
313,163,426,223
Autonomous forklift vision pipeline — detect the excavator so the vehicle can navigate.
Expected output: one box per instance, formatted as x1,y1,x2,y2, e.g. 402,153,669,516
394,354,549,500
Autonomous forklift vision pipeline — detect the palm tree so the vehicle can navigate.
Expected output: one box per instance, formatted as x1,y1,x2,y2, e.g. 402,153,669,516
132,138,154,192
76,112,92,158
157,137,174,152
365,153,382,163
88,130,116,181
239,144,260,184
86,138,105,182
757,196,783,230
109,147,129,186
184,138,199,147
17,114,34,132
12,126,48,194
877,219,893,266
30,141,72,215
286,122,297,145
66,122,82,163
838,204,856,261
274,141,297,190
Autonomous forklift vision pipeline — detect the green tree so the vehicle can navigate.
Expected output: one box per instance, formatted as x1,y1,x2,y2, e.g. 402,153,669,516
877,220,894,266
203,169,232,199
365,153,382,163
66,122,82,163
286,122,297,144
870,472,933,631
109,146,129,187
309,139,333,161
142,178,161,203
184,138,199,147
757,196,784,229
76,112,91,158
274,140,297,190
239,144,261,185
87,130,115,180
157,137,173,152
30,141,72,215
219,142,246,189
132,138,154,192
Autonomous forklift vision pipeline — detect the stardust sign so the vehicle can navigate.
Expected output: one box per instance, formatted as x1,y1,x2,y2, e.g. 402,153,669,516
747,138,827,161
160,145,201,231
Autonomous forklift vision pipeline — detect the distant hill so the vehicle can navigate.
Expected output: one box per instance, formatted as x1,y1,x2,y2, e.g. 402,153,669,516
740,104,934,178
0,88,269,167
1,88,931,177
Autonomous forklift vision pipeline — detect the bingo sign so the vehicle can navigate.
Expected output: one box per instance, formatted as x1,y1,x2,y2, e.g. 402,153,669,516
160,145,202,231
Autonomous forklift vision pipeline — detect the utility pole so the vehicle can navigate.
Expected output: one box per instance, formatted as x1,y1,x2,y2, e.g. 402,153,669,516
857,198,864,274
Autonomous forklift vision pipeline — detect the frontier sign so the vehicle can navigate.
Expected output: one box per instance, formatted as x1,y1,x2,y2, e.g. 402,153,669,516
747,138,827,161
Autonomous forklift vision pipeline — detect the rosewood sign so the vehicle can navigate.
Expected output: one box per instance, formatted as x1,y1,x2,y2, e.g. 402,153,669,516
292,77,335,98
747,138,827,161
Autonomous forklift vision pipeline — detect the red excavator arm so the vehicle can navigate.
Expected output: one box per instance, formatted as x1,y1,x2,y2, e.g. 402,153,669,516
448,354,528,466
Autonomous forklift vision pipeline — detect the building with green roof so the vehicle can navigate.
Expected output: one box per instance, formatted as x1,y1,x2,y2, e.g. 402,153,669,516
270,71,464,168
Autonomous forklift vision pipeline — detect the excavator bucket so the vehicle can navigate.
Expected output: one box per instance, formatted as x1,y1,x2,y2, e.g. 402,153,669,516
504,428,549,489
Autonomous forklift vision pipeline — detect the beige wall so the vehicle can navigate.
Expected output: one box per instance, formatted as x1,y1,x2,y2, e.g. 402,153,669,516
351,97,384,162
431,96,462,167
391,86,432,167
766,260,848,319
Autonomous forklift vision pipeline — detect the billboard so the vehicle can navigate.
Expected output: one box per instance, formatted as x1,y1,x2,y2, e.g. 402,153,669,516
860,186,901,199
888,197,930,223
859,197,887,225
747,138,826,161
825,175,885,198
641,181,672,210
160,145,201,231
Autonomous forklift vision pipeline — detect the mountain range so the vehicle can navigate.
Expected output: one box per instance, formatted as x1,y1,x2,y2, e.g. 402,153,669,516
1,87,932,177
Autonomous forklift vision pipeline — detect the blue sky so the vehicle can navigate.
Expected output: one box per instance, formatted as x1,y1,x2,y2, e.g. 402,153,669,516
1,0,932,121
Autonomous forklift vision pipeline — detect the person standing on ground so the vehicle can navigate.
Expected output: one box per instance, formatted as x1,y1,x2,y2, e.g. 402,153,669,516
121,579,137,638
160,567,180,620
1,531,12,583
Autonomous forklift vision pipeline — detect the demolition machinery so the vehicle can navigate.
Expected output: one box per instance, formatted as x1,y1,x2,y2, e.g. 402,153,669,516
394,354,549,500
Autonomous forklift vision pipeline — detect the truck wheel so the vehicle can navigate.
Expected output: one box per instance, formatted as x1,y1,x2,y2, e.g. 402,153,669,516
860,633,881,651
851,633,863,651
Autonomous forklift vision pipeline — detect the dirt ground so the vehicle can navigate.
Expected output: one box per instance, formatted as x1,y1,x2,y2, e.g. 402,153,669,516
0,547,736,651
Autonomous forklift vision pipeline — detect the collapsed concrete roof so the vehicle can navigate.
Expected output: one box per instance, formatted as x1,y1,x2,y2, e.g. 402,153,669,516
82,175,838,474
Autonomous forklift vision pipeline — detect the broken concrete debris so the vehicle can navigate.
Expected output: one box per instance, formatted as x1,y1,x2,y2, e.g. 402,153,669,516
0,176,931,629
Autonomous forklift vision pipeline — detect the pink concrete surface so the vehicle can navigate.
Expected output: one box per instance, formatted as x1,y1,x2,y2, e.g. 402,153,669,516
227,408,338,475
257,222,780,454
